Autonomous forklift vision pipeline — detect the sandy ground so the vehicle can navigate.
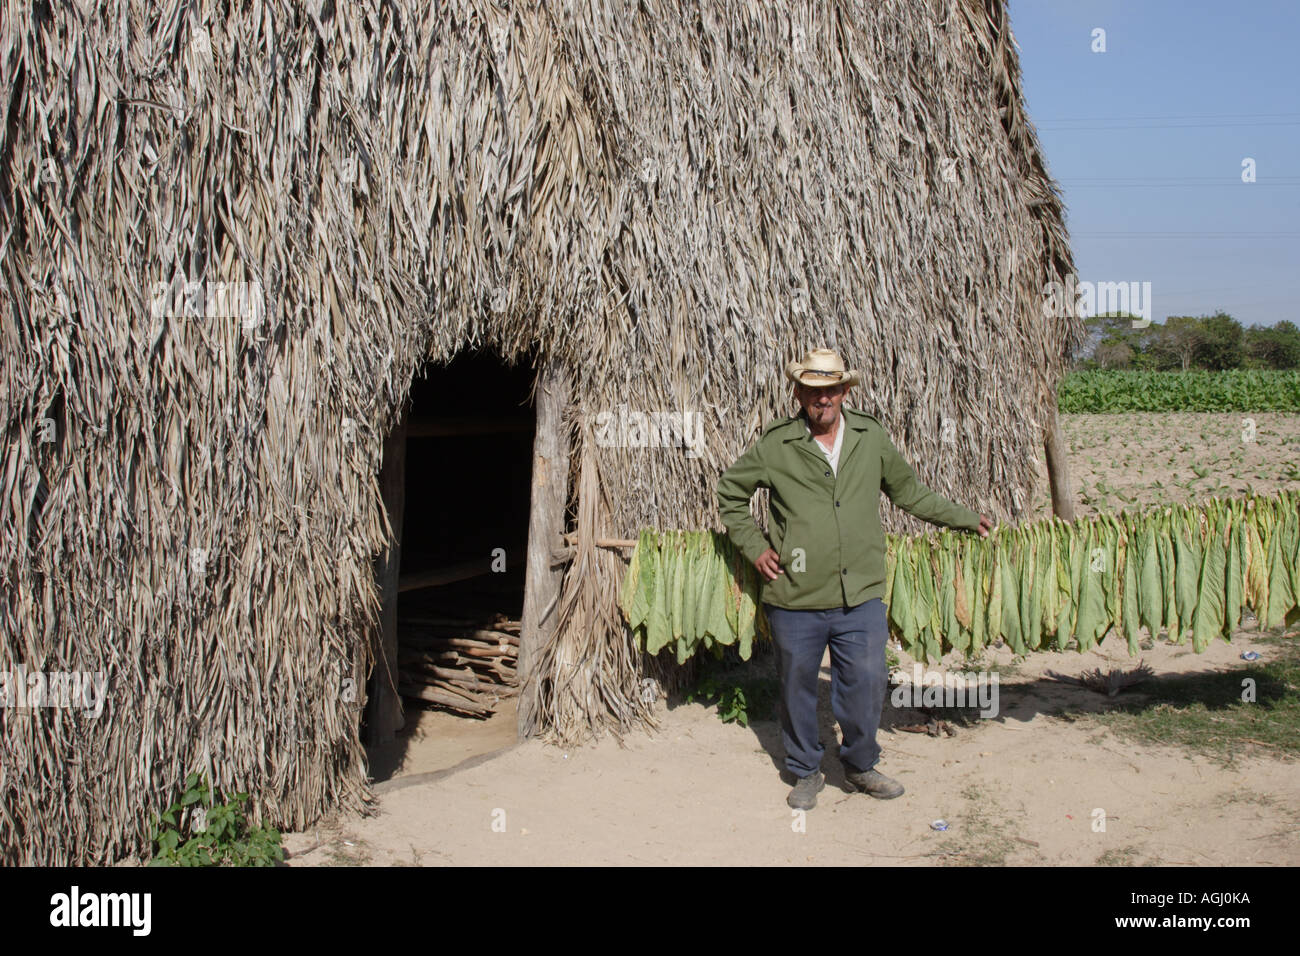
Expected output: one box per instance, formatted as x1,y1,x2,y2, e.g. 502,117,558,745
365,701,519,783
282,412,1300,866
284,628,1299,866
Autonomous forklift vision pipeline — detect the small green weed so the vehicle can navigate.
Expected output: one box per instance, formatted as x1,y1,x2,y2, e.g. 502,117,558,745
686,674,778,727
149,773,284,867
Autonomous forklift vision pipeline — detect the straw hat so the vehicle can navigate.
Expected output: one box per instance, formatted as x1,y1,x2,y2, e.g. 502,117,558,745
785,348,860,388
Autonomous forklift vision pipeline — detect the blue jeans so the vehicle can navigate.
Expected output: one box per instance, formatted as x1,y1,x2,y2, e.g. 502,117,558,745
763,599,889,779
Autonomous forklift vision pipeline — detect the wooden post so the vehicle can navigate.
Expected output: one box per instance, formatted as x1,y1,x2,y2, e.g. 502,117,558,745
367,407,408,745
517,357,572,739
1043,400,1076,522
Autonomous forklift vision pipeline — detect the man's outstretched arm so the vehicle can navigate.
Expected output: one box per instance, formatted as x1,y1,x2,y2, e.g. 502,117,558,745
880,432,987,533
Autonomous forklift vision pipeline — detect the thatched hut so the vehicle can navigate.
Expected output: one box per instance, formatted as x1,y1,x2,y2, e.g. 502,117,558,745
1,0,1079,863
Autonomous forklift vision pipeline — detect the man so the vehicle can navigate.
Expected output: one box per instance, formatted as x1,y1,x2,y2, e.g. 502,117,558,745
716,348,992,810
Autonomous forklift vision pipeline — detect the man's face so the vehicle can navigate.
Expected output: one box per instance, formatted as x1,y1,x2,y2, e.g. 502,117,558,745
795,382,848,427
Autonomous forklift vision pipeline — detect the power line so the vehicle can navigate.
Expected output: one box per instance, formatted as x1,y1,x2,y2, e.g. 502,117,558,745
1040,111,1300,123
1062,176,1300,182
1073,231,1300,238
1039,120,1300,130
1140,286,1254,296
1063,182,1300,188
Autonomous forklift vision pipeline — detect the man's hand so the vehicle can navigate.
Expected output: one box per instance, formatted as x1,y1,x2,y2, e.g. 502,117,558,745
975,515,994,538
754,548,785,581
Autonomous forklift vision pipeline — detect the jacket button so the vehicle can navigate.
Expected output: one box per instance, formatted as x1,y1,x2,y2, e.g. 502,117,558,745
836,501,841,507
842,568,847,575
825,471,831,477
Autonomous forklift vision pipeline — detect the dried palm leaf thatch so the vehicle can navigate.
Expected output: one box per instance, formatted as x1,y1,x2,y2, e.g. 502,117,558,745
530,418,657,746
572,0,1078,540
2,0,1075,862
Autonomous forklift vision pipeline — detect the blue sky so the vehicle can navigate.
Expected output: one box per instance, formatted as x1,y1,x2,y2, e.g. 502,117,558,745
1008,0,1299,327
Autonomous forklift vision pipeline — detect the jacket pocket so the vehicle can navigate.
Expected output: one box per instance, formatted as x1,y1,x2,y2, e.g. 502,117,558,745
777,518,817,578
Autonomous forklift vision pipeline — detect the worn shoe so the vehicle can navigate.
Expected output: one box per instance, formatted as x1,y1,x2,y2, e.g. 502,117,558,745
787,772,826,810
844,767,905,799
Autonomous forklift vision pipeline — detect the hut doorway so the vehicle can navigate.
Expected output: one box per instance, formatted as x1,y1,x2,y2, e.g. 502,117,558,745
366,349,536,770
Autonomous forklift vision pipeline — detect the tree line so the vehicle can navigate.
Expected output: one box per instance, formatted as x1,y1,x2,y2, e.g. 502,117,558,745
1074,312,1300,371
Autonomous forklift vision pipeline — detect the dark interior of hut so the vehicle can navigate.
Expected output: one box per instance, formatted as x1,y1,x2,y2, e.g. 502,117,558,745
375,348,535,751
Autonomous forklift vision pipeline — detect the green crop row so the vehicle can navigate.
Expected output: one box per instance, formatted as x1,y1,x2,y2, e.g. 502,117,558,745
1058,370,1300,413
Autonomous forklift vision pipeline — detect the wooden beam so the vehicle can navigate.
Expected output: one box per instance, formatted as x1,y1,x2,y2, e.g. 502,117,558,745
550,538,636,564
366,408,407,745
396,544,525,593
1043,399,1076,522
516,356,572,739
406,417,533,438
561,532,636,548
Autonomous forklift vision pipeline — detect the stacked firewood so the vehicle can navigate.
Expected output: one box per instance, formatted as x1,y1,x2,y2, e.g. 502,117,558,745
398,614,519,716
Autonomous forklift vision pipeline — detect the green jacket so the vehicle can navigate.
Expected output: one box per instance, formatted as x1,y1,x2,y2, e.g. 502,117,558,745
716,406,981,610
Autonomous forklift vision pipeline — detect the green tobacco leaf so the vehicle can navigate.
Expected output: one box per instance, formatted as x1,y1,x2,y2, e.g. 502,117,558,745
1122,519,1142,654
707,537,734,648
620,532,641,624
688,536,711,644
668,534,686,649
626,530,656,629
953,543,974,656
888,543,918,652
1160,512,1181,640
644,537,671,655
1191,510,1228,652
723,542,742,638
1266,511,1295,629
1176,508,1203,640
1075,524,1108,651
986,535,1003,647
939,538,960,654
914,541,936,653
920,544,943,662
1244,517,1268,617
1224,510,1244,636
1138,521,1162,637
1061,521,1084,644
1040,522,1060,641
738,595,757,659
1284,500,1300,619
1020,528,1041,650
1000,540,1023,655
970,541,987,656
1101,516,1121,635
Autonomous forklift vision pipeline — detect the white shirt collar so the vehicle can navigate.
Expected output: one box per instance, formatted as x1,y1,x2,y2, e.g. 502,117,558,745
803,411,845,473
